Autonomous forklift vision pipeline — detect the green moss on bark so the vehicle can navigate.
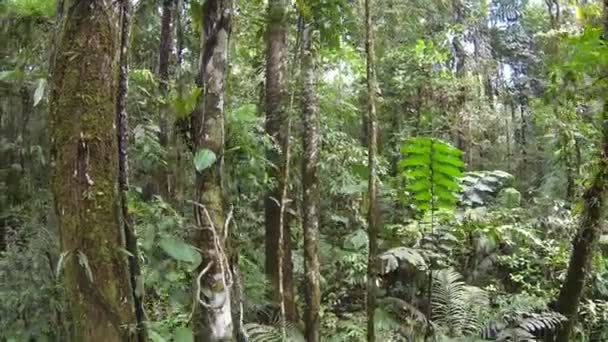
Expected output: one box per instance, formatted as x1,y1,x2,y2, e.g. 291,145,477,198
49,1,137,340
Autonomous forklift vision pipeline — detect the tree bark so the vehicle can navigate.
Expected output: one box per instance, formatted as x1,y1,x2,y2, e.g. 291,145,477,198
365,0,379,341
555,5,608,339
264,0,296,324
117,0,147,340
49,0,138,340
191,1,234,341
452,0,468,158
300,19,321,342
156,0,175,197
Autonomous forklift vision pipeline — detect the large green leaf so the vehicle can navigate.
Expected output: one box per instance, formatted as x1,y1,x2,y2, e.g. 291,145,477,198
400,137,463,214
158,237,202,270
193,149,217,172
173,327,194,342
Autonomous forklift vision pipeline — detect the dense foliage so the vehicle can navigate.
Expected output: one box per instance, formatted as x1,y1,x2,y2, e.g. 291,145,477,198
1,0,607,341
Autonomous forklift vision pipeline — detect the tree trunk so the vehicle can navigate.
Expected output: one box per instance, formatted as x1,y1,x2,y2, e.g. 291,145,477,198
190,1,234,341
365,0,379,340
452,0,468,158
300,19,321,342
49,0,138,340
116,0,147,340
555,5,608,339
264,0,296,323
156,0,175,197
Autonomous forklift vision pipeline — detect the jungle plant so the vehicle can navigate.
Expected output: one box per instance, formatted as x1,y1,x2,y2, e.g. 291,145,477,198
400,137,464,218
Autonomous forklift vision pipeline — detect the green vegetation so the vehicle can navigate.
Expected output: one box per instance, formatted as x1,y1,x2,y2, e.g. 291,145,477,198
0,0,607,341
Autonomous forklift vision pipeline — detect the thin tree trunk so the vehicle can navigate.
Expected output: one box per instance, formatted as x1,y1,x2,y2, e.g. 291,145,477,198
555,5,608,339
365,0,379,340
191,1,234,341
300,19,321,342
158,0,174,148
157,0,175,197
49,0,138,339
264,0,296,324
18,86,31,172
117,0,147,340
452,0,467,157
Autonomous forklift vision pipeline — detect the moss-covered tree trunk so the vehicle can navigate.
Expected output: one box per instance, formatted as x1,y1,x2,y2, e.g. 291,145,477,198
264,0,296,323
554,4,608,339
191,1,234,341
365,0,379,340
49,0,138,340
300,18,321,342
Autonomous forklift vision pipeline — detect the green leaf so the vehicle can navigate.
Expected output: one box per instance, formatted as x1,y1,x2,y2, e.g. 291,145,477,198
33,78,46,106
401,143,430,155
433,162,463,178
401,154,431,167
193,149,217,172
148,330,167,342
399,137,463,214
189,1,203,33
414,192,432,202
406,179,431,192
173,327,194,342
173,87,201,119
159,237,202,270
228,103,257,123
344,229,368,251
351,163,369,179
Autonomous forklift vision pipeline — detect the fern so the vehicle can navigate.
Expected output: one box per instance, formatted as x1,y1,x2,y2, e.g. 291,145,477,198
243,322,304,342
431,269,488,337
242,304,304,342
400,137,464,215
482,311,568,341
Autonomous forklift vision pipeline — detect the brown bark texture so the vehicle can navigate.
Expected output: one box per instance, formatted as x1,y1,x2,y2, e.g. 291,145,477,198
156,0,175,198
116,0,147,340
49,0,138,340
365,0,380,341
264,0,296,323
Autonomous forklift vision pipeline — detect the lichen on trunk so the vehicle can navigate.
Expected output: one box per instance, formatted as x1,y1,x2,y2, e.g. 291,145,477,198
300,19,321,342
190,1,235,341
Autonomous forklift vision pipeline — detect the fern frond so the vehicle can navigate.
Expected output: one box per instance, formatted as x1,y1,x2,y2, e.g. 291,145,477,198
243,321,304,342
431,269,488,336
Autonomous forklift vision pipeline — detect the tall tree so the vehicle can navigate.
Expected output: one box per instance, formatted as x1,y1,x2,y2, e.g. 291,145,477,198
156,0,175,197
365,0,379,340
300,12,321,342
452,0,468,159
49,0,138,339
190,0,234,341
554,3,608,339
264,0,296,323
117,0,146,340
